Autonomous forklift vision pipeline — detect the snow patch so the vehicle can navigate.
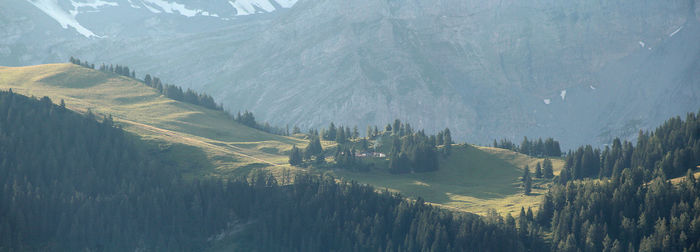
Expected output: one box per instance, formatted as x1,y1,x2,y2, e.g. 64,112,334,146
229,0,298,15
560,90,567,100
543,99,551,105
141,0,200,17
26,0,99,38
69,0,118,16
71,0,117,9
670,26,683,37
127,0,141,8
638,41,645,48
141,2,162,13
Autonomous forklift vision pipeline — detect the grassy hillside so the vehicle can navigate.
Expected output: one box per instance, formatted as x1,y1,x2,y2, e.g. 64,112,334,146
331,144,564,215
0,63,306,178
0,63,563,216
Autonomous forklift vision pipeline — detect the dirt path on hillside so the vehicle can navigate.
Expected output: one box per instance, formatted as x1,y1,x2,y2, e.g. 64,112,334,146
118,118,282,167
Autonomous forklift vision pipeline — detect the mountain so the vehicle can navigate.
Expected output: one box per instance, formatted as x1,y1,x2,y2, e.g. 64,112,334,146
201,0,700,148
1,0,700,149
22,0,298,37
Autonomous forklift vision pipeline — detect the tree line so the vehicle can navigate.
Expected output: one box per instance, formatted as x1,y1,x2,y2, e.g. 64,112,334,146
494,137,562,157
0,90,542,251
144,74,221,111
69,57,96,70
559,112,700,183
527,110,700,251
69,57,294,136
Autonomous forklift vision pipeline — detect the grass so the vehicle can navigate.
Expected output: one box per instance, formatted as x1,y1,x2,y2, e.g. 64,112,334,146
330,144,564,216
0,63,307,178
0,63,566,216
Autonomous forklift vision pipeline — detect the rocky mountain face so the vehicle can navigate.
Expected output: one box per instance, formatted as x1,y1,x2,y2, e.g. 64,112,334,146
2,0,699,148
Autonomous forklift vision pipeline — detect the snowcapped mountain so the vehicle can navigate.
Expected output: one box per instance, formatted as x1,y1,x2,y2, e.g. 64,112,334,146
23,0,298,37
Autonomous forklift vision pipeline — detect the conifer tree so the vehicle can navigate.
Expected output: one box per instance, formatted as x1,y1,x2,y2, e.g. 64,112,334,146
444,128,452,155
288,145,303,166
522,165,532,195
543,158,554,179
535,162,542,178
327,123,337,141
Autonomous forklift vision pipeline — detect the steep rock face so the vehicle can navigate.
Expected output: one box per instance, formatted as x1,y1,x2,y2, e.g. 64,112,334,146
2,0,699,148
203,0,699,147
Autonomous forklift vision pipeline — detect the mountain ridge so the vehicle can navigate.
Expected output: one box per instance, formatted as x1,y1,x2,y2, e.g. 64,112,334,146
2,0,699,149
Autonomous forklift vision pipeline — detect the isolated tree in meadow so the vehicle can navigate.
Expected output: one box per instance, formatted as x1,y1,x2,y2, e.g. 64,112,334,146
522,165,532,195
524,176,532,195
522,165,530,182
543,158,554,179
144,74,152,86
288,145,303,166
535,162,543,178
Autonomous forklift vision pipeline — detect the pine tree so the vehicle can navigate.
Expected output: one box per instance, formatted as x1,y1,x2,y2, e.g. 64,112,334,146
304,137,323,161
543,158,554,179
535,162,543,178
327,123,337,141
393,119,401,136
443,128,452,155
337,126,346,144
144,74,152,86
288,145,303,166
523,165,532,195
521,137,531,155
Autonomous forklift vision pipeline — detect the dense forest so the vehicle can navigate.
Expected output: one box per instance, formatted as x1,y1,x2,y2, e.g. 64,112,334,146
0,90,540,251
531,111,700,251
494,137,562,157
559,113,700,182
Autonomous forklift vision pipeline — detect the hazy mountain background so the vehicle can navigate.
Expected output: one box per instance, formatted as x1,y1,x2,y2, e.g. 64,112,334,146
2,0,700,148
